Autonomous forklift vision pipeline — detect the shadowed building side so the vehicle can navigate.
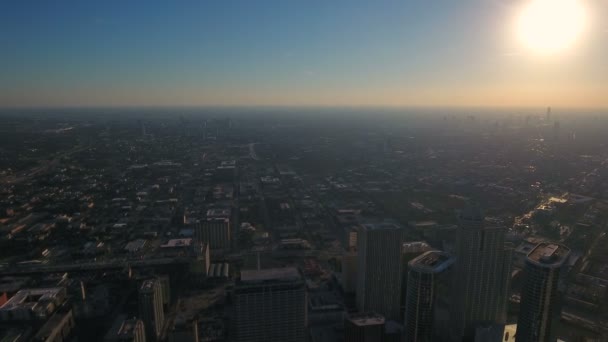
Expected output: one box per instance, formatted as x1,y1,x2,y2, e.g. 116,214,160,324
356,223,404,321
233,267,307,342
450,204,511,341
516,243,570,342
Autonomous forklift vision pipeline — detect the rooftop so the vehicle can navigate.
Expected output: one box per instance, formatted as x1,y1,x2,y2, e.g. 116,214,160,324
161,238,192,248
402,241,431,254
360,222,401,231
139,279,157,292
0,287,65,312
527,243,570,268
348,312,385,327
409,251,454,273
240,267,301,283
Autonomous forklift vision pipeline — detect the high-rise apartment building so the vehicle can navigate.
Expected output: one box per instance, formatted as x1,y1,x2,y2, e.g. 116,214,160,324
356,223,404,320
401,241,433,318
139,279,165,341
405,250,455,342
233,268,306,342
516,243,570,342
451,204,511,341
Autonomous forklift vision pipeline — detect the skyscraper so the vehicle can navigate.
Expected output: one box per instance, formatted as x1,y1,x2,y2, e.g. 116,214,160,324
516,243,570,342
405,250,455,342
139,279,165,341
401,241,433,318
342,250,358,295
451,204,511,341
344,312,386,342
356,223,404,320
233,268,307,342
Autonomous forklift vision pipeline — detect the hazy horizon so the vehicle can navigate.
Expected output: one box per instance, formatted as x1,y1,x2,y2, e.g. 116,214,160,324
2,0,607,109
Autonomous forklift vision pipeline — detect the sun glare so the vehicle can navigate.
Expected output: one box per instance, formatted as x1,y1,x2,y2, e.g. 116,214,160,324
517,0,586,55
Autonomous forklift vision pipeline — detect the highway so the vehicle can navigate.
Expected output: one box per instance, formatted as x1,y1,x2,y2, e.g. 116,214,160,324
0,256,192,276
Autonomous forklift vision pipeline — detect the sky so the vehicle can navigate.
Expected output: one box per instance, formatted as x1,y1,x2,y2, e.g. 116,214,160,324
0,0,607,108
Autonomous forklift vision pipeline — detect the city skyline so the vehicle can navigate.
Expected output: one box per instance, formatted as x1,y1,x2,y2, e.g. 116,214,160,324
1,0,608,109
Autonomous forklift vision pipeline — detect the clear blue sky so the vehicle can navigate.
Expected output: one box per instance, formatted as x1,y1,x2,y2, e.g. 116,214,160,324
1,0,606,107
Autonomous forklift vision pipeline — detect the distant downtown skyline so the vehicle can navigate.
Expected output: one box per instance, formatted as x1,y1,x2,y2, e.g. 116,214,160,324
1,0,607,108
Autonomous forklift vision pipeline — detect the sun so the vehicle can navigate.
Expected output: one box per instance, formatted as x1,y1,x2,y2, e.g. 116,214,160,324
517,0,587,55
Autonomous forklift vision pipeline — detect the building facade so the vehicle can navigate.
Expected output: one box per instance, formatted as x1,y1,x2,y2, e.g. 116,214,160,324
450,204,512,341
233,268,307,342
356,223,404,320
196,218,231,252
344,312,385,342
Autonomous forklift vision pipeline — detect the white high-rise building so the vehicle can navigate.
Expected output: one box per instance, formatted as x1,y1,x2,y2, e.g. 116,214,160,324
451,204,511,341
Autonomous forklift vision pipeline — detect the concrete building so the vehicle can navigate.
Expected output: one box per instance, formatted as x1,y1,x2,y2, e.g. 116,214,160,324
356,223,404,320
233,268,306,342
517,243,570,342
196,218,231,252
341,250,358,294
139,279,165,341
450,204,512,341
345,227,358,251
405,251,454,342
344,312,385,342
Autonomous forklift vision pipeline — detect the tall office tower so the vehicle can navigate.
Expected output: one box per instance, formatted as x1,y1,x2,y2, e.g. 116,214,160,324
104,317,147,342
139,279,165,341
344,313,386,342
451,204,512,341
342,250,358,294
516,243,570,342
405,251,455,342
196,218,231,252
233,268,306,342
356,223,404,320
